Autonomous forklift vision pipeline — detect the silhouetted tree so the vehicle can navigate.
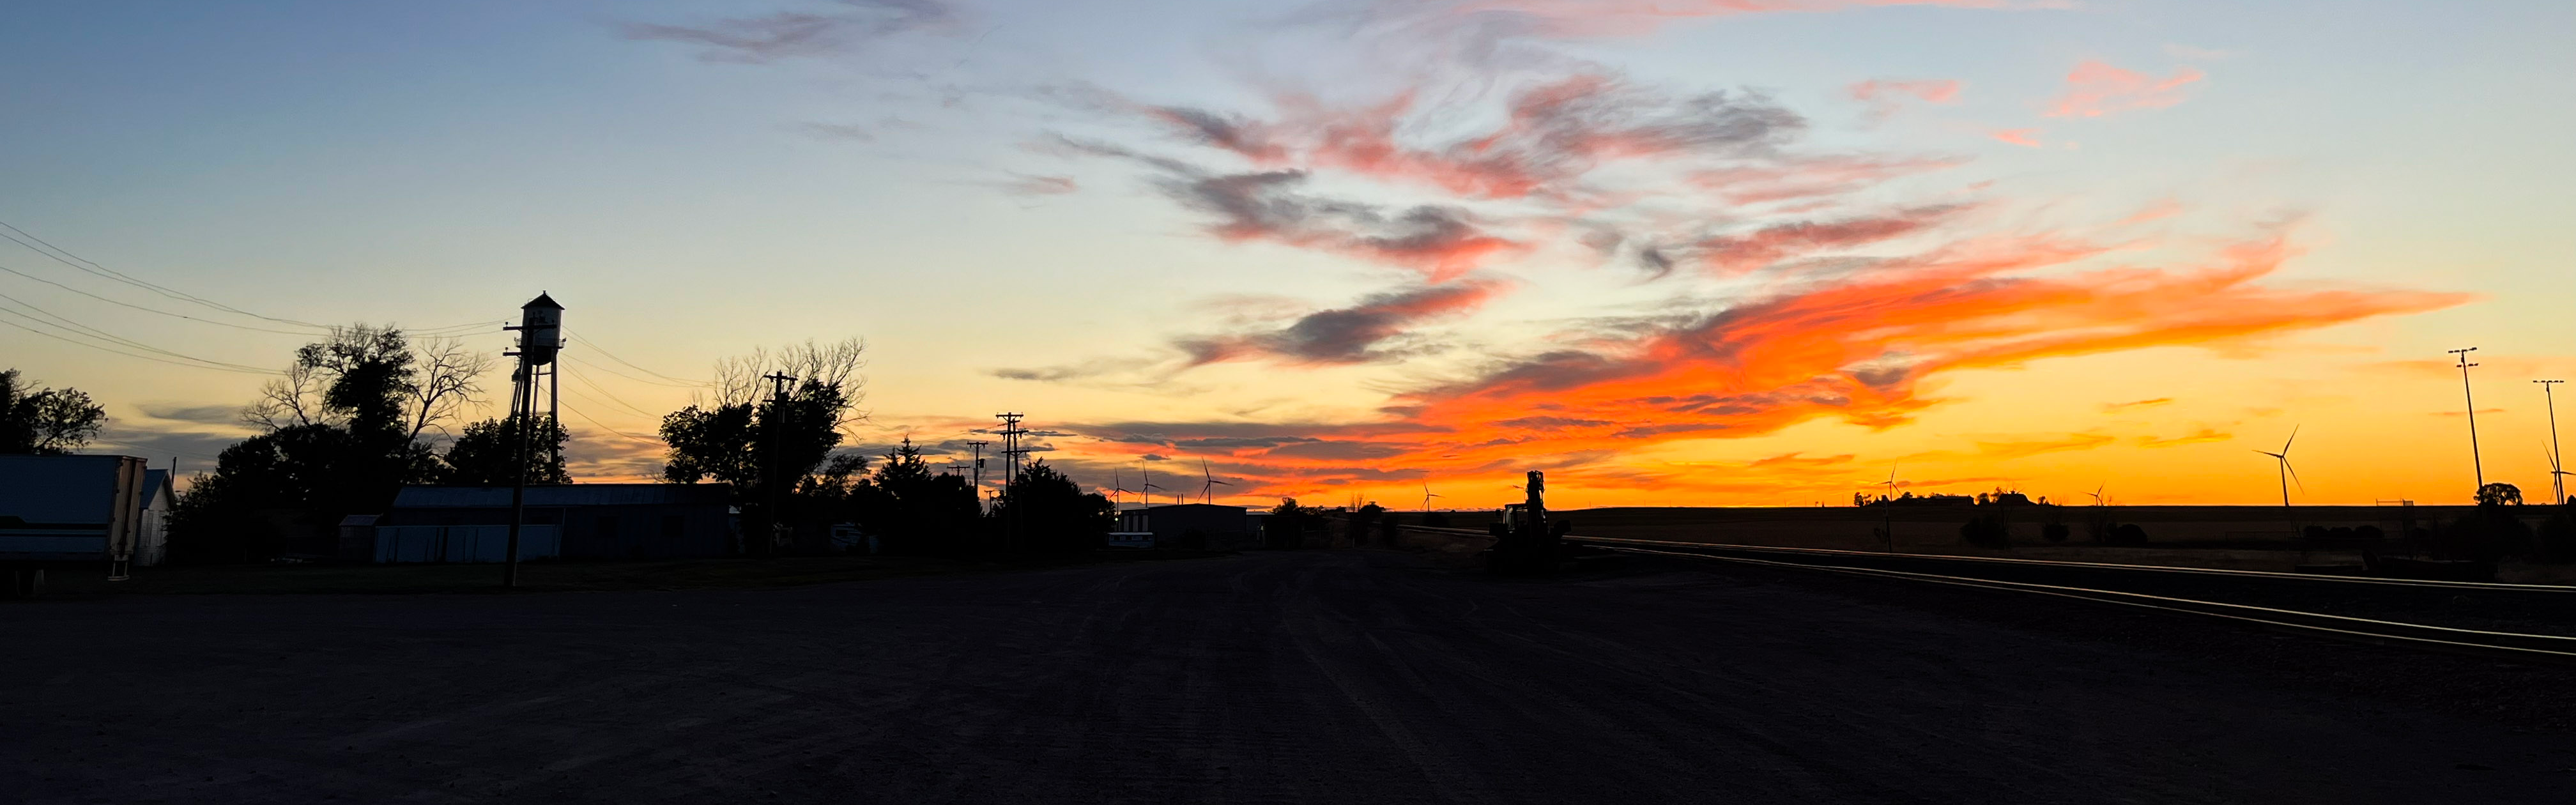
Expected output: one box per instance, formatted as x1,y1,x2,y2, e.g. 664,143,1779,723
2476,482,2523,507
857,439,979,555
438,415,569,486
1349,502,1386,546
1960,512,2010,548
659,339,866,551
1267,498,1327,548
990,459,1112,554
0,369,105,455
174,326,460,562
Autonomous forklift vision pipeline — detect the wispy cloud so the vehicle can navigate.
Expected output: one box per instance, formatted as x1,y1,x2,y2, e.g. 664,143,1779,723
1850,78,1961,119
1988,128,2043,147
2136,427,2228,447
2044,60,2205,118
2102,397,2173,412
1179,279,1512,366
621,0,960,63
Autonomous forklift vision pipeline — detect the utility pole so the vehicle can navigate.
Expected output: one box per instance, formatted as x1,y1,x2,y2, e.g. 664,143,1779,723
966,440,990,511
2451,347,2484,496
2542,379,2567,505
994,413,1026,550
762,371,796,557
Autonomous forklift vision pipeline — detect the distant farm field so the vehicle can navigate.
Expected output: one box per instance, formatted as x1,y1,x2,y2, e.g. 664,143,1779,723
1399,505,2576,583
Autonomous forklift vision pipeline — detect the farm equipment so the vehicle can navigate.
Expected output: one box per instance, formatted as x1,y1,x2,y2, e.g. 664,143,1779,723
1487,471,1574,575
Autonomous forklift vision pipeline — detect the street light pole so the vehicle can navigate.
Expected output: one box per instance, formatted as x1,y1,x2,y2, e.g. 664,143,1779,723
2451,347,2484,496
2542,379,2566,506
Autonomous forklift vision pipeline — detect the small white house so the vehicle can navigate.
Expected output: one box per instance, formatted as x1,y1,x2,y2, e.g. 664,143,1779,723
135,469,174,566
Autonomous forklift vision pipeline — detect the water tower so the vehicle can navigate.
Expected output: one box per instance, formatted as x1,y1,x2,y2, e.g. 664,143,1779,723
501,292,565,588
517,293,562,365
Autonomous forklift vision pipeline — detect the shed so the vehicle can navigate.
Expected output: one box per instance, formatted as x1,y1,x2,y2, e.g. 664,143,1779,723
375,484,735,562
135,468,174,567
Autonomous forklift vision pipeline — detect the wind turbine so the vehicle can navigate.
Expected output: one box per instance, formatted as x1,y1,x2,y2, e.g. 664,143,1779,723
1876,461,1902,553
1422,479,1443,512
2254,425,2303,508
1199,459,1232,504
2546,445,2572,509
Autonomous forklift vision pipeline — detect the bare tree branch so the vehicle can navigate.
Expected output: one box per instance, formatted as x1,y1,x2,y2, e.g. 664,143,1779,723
406,336,494,441
240,362,327,433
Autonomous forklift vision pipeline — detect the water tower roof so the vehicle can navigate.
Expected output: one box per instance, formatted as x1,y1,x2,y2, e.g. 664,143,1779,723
522,292,562,310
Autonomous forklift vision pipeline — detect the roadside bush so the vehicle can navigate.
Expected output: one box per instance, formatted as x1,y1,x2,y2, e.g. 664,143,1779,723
1959,514,2009,549
2041,523,2069,542
2107,523,2149,546
2538,510,2576,564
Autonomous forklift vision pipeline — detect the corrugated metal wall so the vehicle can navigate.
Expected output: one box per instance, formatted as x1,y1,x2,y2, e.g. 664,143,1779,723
374,526,561,563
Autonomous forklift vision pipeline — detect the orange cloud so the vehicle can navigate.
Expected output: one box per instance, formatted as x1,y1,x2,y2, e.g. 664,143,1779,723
1066,226,2470,498
2103,397,2173,411
1978,433,2118,457
2044,61,2205,118
2136,428,2229,447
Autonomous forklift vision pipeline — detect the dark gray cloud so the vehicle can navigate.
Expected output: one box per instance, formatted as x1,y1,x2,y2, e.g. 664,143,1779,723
135,402,243,427
1178,280,1508,367
621,0,958,63
1052,137,1517,277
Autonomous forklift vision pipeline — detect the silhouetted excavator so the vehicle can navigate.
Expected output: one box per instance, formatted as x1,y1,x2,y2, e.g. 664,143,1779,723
1487,470,1575,575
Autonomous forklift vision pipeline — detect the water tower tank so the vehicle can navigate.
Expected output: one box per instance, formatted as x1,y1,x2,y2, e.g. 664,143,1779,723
519,293,563,365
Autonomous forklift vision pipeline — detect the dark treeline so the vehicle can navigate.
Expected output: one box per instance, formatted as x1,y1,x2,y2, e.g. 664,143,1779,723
71,328,1117,564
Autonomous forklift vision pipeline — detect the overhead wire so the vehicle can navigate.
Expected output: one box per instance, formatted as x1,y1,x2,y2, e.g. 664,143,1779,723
0,222,507,338
0,291,277,371
0,218,328,328
0,259,330,336
565,331,707,386
0,313,275,374
561,363,664,418
558,397,663,444
563,354,704,389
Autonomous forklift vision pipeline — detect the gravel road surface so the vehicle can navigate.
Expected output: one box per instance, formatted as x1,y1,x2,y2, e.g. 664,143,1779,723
5,550,2570,803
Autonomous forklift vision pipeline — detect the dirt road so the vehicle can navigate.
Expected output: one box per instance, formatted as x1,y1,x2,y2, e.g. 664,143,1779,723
5,551,2570,803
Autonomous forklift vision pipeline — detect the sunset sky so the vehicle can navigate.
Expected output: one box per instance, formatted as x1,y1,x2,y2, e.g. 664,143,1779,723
6,0,2573,509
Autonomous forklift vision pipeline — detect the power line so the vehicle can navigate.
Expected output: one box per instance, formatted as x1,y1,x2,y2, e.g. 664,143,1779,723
0,222,504,338
0,291,277,371
564,354,703,389
560,366,663,418
565,331,707,386
0,259,330,336
0,312,275,374
0,218,328,328
558,399,663,444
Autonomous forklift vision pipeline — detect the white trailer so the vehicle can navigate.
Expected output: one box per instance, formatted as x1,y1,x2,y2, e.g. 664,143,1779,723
1,454,149,597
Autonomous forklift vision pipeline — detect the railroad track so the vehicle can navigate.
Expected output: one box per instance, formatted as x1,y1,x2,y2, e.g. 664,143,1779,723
1386,523,2576,662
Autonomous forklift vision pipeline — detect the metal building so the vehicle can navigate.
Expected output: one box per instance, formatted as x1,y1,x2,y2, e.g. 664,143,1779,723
373,484,735,562
1117,503,1257,550
1,454,150,586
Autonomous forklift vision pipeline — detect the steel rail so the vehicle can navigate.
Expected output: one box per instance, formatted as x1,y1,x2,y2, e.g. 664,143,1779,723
1392,522,2572,592
1599,545,2576,657
1563,535,2576,592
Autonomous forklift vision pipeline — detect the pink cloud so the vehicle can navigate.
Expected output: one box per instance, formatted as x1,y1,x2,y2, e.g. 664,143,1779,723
2044,61,2205,118
1989,128,2043,147
1851,78,1961,105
